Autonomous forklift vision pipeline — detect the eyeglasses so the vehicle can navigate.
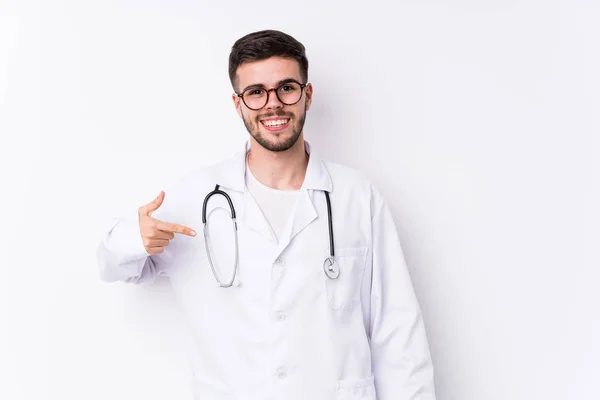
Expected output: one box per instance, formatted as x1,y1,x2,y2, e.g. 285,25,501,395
236,80,307,111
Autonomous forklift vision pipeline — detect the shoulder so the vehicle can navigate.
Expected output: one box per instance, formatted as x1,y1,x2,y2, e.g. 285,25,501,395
167,154,237,194
322,159,369,187
320,159,385,217
153,157,234,219
164,164,217,196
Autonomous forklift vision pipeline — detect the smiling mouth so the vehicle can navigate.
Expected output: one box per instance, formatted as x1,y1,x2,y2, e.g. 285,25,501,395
260,118,291,132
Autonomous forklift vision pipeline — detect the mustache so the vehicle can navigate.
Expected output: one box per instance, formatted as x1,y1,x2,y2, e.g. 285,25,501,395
258,111,293,120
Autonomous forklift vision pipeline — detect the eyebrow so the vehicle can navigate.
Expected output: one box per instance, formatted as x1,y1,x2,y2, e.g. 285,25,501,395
241,78,300,93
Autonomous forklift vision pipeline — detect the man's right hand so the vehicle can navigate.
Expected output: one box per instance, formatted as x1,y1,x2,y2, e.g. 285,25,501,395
137,191,197,255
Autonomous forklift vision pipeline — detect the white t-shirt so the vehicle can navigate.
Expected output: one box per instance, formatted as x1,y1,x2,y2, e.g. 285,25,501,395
245,154,301,242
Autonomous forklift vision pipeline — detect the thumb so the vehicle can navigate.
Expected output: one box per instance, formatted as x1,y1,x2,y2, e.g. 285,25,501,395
142,190,165,216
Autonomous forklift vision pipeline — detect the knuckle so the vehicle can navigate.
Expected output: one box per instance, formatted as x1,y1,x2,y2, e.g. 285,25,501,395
149,247,161,255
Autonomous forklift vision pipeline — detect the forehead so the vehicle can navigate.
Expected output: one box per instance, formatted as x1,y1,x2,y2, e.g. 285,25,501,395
236,56,302,88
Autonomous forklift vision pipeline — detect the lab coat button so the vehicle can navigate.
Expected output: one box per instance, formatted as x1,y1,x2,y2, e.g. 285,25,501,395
276,312,286,322
275,258,285,267
275,367,287,379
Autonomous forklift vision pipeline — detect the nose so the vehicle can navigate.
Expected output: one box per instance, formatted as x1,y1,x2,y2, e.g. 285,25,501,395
265,88,284,110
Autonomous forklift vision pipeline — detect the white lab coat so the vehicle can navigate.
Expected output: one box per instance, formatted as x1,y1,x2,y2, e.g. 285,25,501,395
97,140,437,400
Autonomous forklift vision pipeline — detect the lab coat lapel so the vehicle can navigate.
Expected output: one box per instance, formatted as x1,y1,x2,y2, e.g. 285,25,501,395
275,189,317,254
213,141,276,243
241,190,278,244
274,142,333,254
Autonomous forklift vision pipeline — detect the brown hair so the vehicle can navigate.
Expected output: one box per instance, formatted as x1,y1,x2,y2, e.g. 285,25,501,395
228,29,309,91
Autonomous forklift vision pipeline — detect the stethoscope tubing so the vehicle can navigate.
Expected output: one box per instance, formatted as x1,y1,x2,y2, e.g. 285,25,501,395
324,191,334,258
203,184,236,223
202,185,337,287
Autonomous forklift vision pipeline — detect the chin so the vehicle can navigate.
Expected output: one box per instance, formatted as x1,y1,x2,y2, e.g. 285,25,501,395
253,130,301,152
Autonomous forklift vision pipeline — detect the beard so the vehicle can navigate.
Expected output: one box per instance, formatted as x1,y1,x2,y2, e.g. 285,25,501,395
242,108,306,152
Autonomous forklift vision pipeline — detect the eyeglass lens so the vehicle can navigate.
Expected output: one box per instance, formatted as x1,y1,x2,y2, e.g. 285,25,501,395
242,82,303,110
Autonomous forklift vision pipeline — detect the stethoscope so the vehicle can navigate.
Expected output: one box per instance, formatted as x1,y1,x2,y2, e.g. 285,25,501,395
202,184,339,288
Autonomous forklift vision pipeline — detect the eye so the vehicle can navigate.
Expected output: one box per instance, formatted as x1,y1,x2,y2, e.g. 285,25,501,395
280,85,295,92
246,88,265,97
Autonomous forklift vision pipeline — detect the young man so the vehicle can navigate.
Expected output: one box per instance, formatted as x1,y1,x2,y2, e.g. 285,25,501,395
97,29,437,400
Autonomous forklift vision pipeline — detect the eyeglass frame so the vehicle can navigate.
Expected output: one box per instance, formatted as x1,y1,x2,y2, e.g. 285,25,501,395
235,79,308,111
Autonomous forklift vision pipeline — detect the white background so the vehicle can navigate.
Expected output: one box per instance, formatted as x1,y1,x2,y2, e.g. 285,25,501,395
1,0,598,399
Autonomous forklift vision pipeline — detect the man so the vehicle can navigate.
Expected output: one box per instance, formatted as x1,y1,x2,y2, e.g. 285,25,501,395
97,29,436,399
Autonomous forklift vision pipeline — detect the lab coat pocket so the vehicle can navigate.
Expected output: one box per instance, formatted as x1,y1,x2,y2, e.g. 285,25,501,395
336,375,376,400
325,246,368,311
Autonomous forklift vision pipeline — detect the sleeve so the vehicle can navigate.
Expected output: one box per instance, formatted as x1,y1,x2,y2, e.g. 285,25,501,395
95,209,166,285
369,197,437,399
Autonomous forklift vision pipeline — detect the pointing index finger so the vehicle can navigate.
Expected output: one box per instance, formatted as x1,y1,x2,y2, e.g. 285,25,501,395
156,220,197,237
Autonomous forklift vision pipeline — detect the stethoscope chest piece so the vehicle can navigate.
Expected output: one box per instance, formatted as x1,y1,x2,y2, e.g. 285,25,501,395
323,257,340,279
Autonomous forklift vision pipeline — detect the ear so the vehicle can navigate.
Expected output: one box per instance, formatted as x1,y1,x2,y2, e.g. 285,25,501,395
304,83,313,111
232,93,243,118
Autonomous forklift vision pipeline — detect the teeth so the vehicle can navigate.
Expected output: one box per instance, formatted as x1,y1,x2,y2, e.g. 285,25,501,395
262,119,289,127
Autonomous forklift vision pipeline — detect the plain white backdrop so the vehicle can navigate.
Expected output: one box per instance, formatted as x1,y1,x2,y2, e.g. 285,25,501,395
1,0,598,399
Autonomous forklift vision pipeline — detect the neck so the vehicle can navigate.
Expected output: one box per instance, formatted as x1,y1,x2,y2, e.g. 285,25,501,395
247,135,309,190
